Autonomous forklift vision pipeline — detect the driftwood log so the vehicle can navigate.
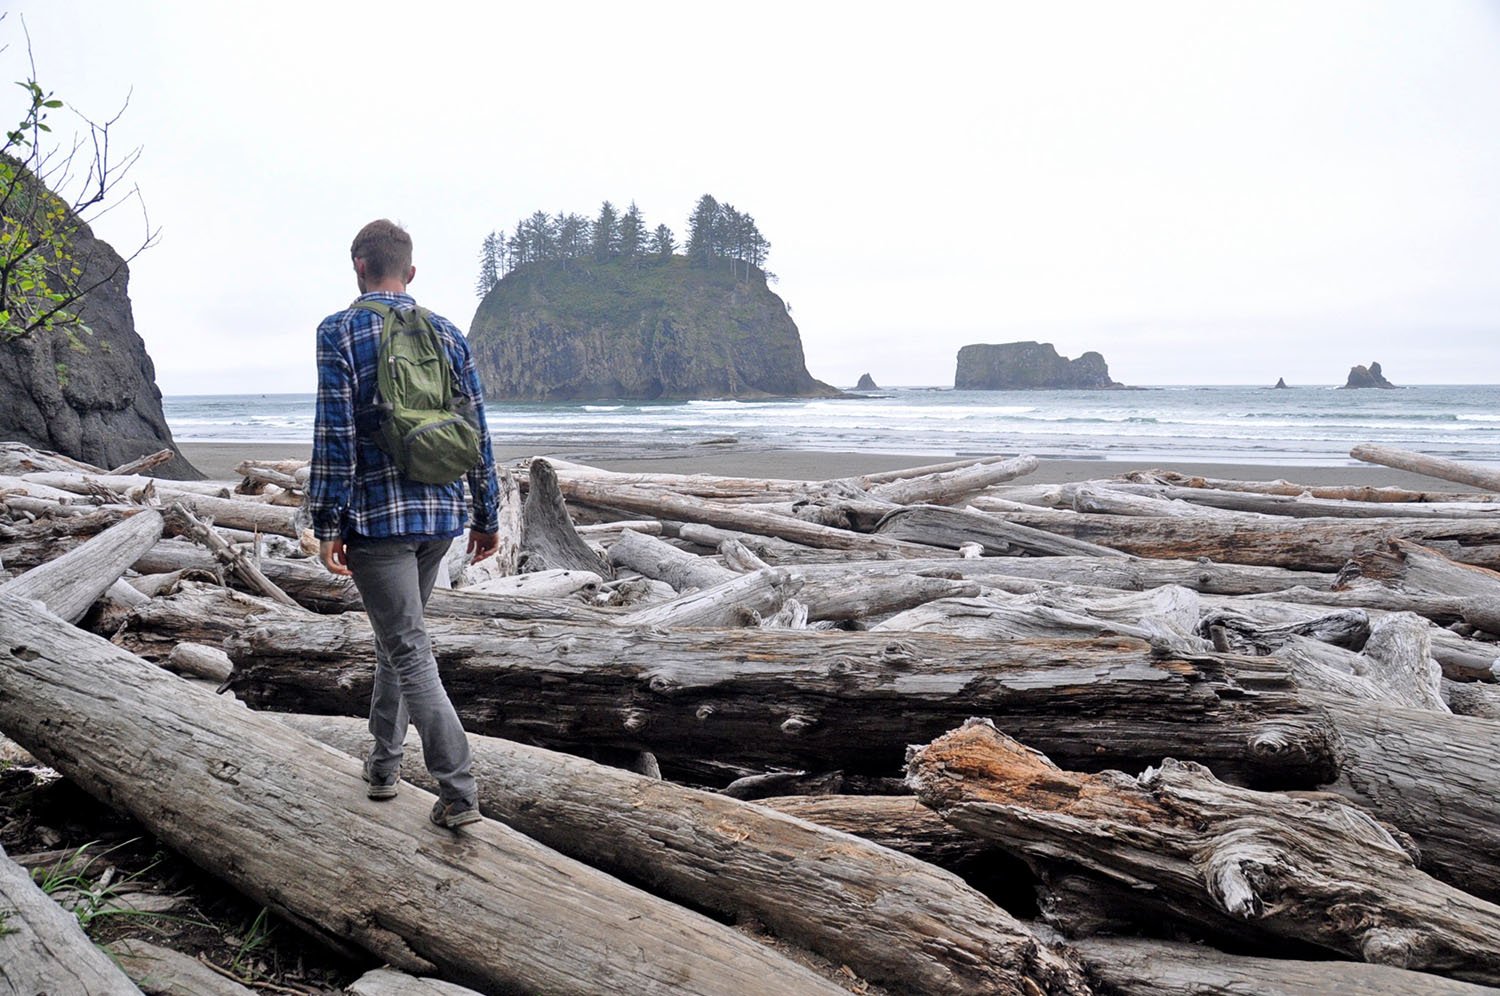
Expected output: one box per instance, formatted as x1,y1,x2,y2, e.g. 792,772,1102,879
0,595,850,996
106,937,256,996
1351,443,1500,493
0,842,144,995
225,618,1333,785
907,719,1500,985
280,714,1090,996
1070,936,1500,996
0,507,163,623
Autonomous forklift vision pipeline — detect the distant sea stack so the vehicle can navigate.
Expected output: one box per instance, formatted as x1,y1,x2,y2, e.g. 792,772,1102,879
1274,377,1289,389
955,341,1122,390
854,373,879,390
1341,361,1397,389
468,258,840,401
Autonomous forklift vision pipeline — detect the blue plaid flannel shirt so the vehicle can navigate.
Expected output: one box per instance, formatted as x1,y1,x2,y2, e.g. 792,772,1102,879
307,291,500,542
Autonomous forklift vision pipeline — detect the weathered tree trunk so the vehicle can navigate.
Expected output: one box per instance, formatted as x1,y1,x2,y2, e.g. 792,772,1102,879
616,568,803,629
345,969,485,996
520,459,613,577
107,449,177,477
1359,611,1448,711
281,714,1090,996
131,542,611,622
560,478,949,557
759,794,1001,870
1351,443,1500,493
872,586,1203,648
106,938,255,996
608,528,737,592
1093,481,1500,520
1320,695,1500,903
0,842,144,996
939,502,1500,571
866,454,1039,505
224,619,1334,786
0,596,850,996
1337,539,1500,635
110,582,302,659
908,719,1500,985
1116,468,1491,502
1445,679,1500,719
1070,936,1500,996
876,505,1130,558
164,641,234,683
19,472,301,535
0,507,162,622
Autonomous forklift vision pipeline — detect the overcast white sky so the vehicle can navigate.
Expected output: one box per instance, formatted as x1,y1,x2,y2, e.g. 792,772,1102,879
6,1,1498,393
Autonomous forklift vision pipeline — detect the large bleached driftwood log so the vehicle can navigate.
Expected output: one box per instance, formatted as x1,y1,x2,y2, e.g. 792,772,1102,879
18,472,301,536
1117,468,1493,503
866,454,1039,505
1070,936,1500,996
1337,539,1500,635
1351,443,1500,493
281,714,1090,996
560,477,953,557
1322,697,1500,903
0,507,163,622
131,542,610,622
608,528,737,592
758,794,1002,870
907,719,1500,985
876,505,1130,558
520,459,613,577
614,568,803,629
1092,480,1500,520
948,502,1500,570
224,619,1333,785
0,842,144,996
0,596,849,996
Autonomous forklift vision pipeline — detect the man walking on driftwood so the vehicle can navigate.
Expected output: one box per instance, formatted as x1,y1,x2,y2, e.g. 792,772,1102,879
307,219,501,829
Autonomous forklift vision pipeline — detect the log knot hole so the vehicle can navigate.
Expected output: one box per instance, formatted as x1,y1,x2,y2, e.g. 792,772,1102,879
207,759,241,784
9,645,40,661
620,708,649,733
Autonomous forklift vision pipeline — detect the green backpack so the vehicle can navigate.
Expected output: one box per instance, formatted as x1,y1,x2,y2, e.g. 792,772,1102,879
352,301,481,485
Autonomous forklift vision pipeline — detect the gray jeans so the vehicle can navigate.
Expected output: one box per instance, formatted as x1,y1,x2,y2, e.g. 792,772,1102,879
346,536,475,803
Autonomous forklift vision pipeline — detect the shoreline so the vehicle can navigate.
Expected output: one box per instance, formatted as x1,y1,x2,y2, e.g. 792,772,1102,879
175,440,1473,490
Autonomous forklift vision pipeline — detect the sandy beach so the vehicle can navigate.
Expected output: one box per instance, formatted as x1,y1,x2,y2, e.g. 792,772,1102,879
176,440,1470,491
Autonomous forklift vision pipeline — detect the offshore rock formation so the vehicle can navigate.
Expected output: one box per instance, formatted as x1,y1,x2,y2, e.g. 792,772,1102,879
468,259,840,401
0,188,199,477
854,373,879,391
1341,361,1397,389
955,341,1121,390
1274,377,1289,389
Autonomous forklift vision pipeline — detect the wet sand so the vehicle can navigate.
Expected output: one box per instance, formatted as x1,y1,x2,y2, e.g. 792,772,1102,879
177,440,1464,491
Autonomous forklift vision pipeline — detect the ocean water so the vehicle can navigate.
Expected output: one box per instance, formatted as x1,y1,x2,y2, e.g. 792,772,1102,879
162,385,1500,468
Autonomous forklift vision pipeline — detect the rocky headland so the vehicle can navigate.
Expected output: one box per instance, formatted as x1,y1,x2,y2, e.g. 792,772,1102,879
954,341,1122,390
468,258,839,401
0,172,198,477
1341,361,1397,389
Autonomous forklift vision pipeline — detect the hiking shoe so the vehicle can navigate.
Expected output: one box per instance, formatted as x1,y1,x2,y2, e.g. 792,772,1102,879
362,760,399,801
430,797,482,829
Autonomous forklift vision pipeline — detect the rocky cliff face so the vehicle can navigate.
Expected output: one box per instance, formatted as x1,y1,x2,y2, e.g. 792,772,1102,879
468,259,839,401
0,185,198,477
954,342,1121,390
1341,361,1397,389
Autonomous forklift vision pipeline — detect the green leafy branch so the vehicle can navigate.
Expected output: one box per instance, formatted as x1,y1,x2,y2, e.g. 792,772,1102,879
0,13,158,345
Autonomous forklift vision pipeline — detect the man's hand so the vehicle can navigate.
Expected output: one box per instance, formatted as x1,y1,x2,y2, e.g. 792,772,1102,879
320,538,351,577
467,529,500,564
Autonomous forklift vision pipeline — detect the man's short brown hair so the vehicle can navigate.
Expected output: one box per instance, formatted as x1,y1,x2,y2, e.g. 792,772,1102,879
350,219,413,280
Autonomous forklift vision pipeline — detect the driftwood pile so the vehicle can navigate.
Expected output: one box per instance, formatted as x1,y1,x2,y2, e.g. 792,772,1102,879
1,439,1499,995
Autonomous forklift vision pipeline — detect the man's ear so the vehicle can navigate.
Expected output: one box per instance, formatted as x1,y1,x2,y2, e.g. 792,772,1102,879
405,264,416,285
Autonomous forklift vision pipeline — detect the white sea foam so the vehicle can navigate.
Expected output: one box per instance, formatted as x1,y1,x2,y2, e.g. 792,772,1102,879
162,385,1500,466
